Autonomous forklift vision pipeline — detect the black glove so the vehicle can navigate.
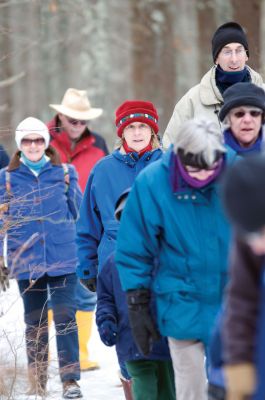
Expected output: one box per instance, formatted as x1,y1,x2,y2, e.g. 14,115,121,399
80,277,97,292
127,288,161,356
98,319,118,346
0,256,9,292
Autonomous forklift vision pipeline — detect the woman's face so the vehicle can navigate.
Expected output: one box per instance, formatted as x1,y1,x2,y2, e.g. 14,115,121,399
228,106,263,148
123,122,152,152
20,134,46,162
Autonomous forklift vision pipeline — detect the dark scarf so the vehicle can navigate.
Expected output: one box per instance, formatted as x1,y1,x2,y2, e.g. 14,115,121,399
216,65,250,94
224,128,262,156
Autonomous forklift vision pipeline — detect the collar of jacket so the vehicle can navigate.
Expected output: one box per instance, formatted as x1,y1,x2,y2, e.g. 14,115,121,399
51,129,95,157
199,65,264,107
7,146,61,172
112,147,162,167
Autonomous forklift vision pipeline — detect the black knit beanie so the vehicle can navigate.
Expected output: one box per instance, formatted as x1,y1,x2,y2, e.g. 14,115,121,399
222,155,265,234
212,22,249,62
219,82,265,122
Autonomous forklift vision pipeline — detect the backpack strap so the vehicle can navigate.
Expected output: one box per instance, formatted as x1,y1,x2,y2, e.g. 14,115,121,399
0,170,11,214
5,170,11,197
62,163,70,193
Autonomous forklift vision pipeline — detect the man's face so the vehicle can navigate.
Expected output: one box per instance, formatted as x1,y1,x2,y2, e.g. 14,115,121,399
228,106,263,147
215,42,248,71
58,113,87,140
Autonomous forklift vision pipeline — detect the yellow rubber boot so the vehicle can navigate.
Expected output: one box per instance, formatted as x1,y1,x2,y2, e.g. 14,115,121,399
48,309,53,329
76,310,100,371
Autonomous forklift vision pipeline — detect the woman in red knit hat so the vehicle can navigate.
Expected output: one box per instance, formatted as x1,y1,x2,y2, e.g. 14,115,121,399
76,100,166,397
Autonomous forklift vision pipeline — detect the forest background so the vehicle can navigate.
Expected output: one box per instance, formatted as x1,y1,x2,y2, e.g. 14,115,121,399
0,0,264,152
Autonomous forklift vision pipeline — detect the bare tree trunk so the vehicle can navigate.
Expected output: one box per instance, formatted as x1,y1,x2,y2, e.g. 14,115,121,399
197,1,216,76
173,0,200,99
232,0,262,72
259,0,265,77
0,1,13,153
130,0,176,133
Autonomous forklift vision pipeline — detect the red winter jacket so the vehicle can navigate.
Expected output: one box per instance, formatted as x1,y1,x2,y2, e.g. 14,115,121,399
47,116,108,192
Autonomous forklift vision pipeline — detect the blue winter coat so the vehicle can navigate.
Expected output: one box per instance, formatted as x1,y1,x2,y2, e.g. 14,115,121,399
76,148,162,279
0,147,82,280
96,252,171,363
116,148,231,345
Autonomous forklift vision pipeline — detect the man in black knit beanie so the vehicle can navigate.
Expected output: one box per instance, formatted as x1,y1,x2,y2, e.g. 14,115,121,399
163,22,264,148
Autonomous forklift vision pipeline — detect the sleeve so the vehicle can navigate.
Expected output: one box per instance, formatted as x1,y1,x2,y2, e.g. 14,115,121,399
209,311,224,368
92,132,109,155
76,169,103,279
162,91,194,149
222,239,263,365
115,171,161,291
0,146,9,169
96,255,118,327
66,165,82,220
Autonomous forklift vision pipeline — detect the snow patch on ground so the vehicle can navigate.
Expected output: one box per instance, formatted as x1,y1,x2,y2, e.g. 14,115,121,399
0,281,124,399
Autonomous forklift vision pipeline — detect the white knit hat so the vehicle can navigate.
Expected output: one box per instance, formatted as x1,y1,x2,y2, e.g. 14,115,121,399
15,117,50,149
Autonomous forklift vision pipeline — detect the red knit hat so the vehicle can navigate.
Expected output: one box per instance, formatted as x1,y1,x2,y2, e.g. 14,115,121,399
115,100,159,137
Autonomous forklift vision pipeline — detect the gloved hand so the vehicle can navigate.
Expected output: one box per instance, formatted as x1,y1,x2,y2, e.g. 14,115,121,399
127,288,161,356
0,256,9,292
98,319,118,346
80,277,97,292
224,362,256,400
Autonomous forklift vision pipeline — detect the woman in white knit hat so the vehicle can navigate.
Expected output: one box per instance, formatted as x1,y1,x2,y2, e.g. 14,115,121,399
0,117,83,399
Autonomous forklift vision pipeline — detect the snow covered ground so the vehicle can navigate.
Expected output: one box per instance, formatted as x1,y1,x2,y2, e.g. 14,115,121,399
0,281,124,400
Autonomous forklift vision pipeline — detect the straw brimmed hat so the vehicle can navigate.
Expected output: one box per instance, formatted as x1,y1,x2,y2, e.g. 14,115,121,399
49,88,103,121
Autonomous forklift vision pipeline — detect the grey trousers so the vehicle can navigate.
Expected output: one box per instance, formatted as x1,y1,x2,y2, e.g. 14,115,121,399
168,338,207,400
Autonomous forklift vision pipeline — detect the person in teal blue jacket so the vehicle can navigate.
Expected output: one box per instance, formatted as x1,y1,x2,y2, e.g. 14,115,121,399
115,118,231,400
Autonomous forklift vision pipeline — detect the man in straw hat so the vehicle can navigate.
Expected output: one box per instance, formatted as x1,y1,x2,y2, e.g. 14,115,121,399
47,88,108,372
48,88,108,191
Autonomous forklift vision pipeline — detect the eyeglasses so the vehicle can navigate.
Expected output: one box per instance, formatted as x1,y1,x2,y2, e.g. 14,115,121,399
66,117,88,126
220,48,246,58
21,138,45,146
124,123,151,132
185,161,220,173
231,109,263,119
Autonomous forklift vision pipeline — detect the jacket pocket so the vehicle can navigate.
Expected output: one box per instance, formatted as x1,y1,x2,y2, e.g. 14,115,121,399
98,221,119,268
49,227,75,244
157,290,202,339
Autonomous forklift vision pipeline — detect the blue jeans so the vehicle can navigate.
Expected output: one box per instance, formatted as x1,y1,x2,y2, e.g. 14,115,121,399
48,279,97,312
75,279,97,311
17,273,80,382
